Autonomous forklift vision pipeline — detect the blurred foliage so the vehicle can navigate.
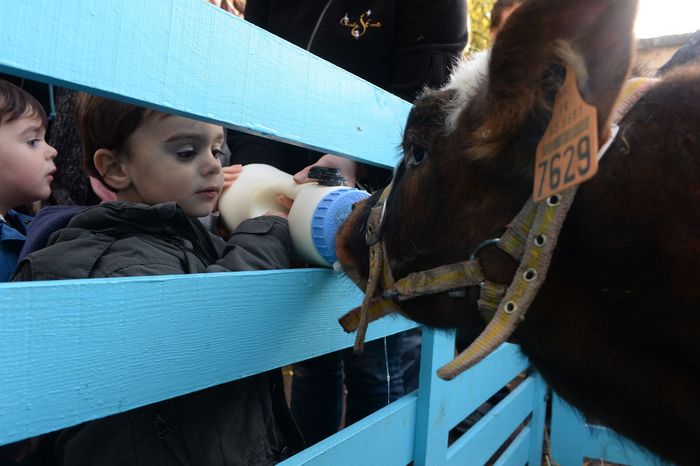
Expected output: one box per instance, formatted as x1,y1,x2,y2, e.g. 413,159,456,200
468,0,496,54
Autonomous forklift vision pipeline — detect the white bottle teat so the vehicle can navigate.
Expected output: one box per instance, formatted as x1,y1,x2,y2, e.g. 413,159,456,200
218,164,369,267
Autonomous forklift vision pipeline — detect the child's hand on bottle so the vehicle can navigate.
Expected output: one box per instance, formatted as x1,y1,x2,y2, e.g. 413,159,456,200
222,164,243,191
263,194,294,218
213,164,243,213
217,193,292,237
207,0,244,17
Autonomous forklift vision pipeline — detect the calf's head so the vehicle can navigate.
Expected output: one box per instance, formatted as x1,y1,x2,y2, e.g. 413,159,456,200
336,0,637,356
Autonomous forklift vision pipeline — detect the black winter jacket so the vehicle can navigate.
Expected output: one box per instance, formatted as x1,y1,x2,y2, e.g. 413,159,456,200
246,0,468,100
229,0,468,189
12,202,304,466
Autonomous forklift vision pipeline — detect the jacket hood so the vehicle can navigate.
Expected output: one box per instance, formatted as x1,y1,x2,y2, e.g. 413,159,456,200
19,205,87,260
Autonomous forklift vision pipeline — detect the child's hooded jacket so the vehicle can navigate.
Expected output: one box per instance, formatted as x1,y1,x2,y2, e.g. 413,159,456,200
0,209,32,282
12,201,303,466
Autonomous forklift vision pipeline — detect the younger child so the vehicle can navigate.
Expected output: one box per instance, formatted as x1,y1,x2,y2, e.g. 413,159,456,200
0,79,57,282
13,93,303,465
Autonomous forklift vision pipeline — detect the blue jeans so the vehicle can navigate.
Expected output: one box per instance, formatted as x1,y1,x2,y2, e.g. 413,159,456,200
290,332,407,446
399,327,422,394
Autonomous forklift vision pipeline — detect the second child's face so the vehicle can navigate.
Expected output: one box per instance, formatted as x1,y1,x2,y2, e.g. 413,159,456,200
119,115,225,217
0,114,57,213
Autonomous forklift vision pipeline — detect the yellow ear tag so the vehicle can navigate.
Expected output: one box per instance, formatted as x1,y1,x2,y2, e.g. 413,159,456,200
533,64,599,202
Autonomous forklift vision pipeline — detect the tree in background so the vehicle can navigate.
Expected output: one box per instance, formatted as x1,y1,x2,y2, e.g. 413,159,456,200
468,0,496,53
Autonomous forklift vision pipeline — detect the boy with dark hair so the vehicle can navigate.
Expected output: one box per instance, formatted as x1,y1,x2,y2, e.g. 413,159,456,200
13,93,303,465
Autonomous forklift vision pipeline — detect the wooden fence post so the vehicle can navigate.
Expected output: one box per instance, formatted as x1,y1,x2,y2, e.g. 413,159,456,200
413,328,454,465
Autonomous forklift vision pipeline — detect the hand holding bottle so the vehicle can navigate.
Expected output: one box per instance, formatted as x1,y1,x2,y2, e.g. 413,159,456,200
293,154,360,187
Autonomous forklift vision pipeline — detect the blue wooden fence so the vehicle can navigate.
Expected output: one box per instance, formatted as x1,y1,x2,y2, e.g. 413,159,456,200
0,1,660,465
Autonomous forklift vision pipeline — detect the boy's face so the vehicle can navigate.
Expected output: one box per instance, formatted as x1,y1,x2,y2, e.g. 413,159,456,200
118,115,225,218
0,114,57,214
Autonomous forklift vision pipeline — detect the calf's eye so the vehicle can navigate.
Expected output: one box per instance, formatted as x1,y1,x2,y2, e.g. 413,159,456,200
407,144,427,167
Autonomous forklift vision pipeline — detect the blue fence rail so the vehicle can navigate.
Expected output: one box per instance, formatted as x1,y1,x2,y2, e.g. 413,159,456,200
550,396,664,466
0,1,658,465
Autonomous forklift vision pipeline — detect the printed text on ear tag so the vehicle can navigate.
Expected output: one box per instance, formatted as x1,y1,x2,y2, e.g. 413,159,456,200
533,64,599,202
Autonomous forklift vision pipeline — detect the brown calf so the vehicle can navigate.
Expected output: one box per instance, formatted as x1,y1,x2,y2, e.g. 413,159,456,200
336,0,700,463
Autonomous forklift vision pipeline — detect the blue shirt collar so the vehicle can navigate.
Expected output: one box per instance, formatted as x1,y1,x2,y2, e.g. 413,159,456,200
0,209,33,242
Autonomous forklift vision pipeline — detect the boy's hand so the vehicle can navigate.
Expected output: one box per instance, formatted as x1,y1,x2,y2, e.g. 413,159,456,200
222,164,243,191
208,0,244,17
293,154,358,187
217,193,292,237
263,194,294,218
213,164,243,213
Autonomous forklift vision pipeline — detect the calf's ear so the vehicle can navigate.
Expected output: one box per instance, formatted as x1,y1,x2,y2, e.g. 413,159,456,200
469,0,638,159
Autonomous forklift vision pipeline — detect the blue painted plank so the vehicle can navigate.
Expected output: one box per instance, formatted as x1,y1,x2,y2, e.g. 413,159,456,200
0,270,416,445
550,395,665,466
446,377,536,465
413,329,455,466
550,395,587,465
280,393,417,466
441,344,529,430
492,426,532,466
0,0,410,169
527,374,548,466
583,426,665,466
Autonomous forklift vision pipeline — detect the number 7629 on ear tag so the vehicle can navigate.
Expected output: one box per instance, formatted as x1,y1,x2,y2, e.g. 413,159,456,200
533,64,599,202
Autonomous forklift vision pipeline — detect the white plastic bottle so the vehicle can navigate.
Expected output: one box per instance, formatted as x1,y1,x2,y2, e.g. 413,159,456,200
218,164,369,267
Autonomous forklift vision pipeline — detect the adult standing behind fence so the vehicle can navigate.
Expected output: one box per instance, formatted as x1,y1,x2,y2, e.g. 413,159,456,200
227,0,468,446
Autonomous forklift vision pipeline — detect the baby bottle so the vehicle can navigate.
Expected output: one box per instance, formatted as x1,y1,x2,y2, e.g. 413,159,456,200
218,164,370,267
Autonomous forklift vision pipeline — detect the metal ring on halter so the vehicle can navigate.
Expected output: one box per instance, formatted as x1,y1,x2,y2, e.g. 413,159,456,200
469,238,501,260
382,289,399,299
447,289,468,298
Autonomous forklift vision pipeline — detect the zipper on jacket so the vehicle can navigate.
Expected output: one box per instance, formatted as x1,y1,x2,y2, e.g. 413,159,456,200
306,0,333,51
161,236,207,273
154,414,191,466
155,414,172,439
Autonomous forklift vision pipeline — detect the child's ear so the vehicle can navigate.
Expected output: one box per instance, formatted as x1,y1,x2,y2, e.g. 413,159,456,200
93,148,130,191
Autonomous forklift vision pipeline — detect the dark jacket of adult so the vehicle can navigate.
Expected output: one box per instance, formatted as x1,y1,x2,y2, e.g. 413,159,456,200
12,202,304,466
229,0,469,189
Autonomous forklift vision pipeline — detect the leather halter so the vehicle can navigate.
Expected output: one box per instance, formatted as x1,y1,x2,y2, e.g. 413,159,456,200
340,182,579,379
340,126,620,380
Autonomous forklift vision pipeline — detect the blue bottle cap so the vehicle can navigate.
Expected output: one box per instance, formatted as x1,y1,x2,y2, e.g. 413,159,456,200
311,188,370,265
